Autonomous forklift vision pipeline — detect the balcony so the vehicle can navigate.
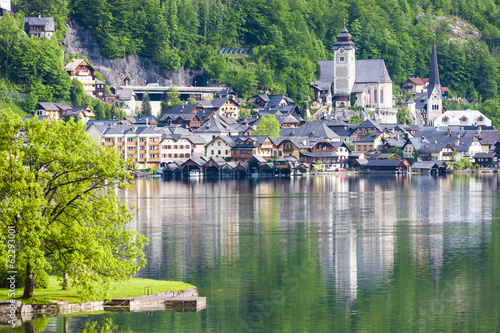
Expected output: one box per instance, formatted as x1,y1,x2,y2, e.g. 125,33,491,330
102,141,114,146
127,141,137,146
148,158,160,162
116,141,124,146
149,149,159,154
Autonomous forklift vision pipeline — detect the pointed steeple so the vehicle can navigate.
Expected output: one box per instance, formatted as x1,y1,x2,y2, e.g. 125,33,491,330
428,37,441,99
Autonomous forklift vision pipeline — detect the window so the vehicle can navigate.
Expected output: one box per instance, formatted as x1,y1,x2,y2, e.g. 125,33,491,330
167,145,172,149
117,137,123,141
173,145,178,149
211,150,214,155
162,154,166,158
149,154,155,158
168,154,172,158
185,153,190,158
179,154,184,158
140,146,145,150
226,150,229,155
104,138,112,142
127,146,135,151
163,145,168,149
149,138,155,142
374,89,378,103
380,88,384,104
127,138,134,142
139,138,145,142
179,145,183,149
139,154,144,158
339,56,345,62
218,150,221,155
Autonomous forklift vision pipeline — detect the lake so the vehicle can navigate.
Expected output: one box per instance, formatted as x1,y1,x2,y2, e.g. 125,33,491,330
22,174,500,332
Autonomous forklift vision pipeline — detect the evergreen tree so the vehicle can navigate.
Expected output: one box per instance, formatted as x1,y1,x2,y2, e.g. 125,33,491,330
141,91,152,116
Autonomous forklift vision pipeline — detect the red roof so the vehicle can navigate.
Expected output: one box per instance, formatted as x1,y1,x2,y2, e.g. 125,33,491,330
407,77,429,85
442,87,450,91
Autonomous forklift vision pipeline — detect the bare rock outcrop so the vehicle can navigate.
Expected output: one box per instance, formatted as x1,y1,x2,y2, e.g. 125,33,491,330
64,20,205,87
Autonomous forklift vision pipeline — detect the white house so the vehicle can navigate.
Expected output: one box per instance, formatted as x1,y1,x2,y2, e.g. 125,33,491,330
433,110,492,128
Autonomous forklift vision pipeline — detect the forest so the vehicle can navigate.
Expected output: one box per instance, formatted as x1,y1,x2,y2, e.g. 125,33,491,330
2,0,500,123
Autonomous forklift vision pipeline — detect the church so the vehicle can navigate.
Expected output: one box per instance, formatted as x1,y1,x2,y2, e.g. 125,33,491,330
312,25,396,123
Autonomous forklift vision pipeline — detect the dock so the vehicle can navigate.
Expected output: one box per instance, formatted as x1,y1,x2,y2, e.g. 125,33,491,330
104,295,206,312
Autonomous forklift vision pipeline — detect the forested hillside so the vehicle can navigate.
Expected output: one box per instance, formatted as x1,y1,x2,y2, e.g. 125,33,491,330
3,0,500,120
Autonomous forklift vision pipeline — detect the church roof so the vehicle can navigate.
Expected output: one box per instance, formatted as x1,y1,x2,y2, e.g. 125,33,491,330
318,60,335,83
428,39,441,99
355,60,392,83
332,26,356,51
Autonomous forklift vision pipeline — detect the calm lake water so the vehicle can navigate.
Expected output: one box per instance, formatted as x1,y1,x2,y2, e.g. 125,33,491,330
23,175,500,331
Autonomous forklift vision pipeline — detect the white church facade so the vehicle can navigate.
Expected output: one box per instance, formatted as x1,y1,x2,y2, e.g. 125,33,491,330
312,26,396,123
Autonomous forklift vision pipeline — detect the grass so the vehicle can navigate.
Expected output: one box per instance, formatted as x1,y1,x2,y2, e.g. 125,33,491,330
0,99,29,118
0,276,194,304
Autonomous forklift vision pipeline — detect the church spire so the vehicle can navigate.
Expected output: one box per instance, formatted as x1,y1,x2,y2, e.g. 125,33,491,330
428,37,441,97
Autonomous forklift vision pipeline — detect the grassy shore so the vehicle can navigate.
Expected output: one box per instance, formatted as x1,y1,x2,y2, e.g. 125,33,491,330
0,276,194,304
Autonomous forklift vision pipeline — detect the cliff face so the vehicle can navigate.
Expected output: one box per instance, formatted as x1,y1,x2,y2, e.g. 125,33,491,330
64,20,205,87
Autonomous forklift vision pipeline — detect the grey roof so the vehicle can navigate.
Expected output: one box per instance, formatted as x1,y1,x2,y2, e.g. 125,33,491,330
233,136,269,148
38,102,72,111
160,104,198,116
382,137,407,148
414,92,428,110
365,159,405,167
319,60,335,83
194,116,237,134
160,113,198,122
352,83,366,93
280,121,340,139
428,39,441,99
115,89,135,101
357,119,382,130
266,95,294,109
327,125,354,137
276,115,300,126
127,115,157,124
354,133,383,143
275,136,311,149
300,151,339,158
332,26,357,51
355,60,392,83
412,161,444,170
24,17,55,31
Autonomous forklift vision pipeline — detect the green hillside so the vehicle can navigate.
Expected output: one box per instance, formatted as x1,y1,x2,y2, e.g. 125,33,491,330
3,0,500,121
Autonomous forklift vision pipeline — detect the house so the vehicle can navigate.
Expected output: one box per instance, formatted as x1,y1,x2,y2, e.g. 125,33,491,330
193,114,239,142
280,121,341,142
402,78,429,94
311,80,332,105
115,88,137,115
326,122,355,143
299,141,351,169
126,115,158,128
349,119,382,141
35,102,73,120
0,0,13,17
231,136,274,163
160,113,201,130
64,106,95,123
276,115,300,128
161,104,199,116
271,137,310,159
205,135,235,159
433,110,492,128
198,97,240,119
411,161,448,174
353,132,390,153
95,80,106,101
248,94,295,110
365,159,410,173
24,16,55,39
65,59,97,96
159,134,206,165
86,125,162,169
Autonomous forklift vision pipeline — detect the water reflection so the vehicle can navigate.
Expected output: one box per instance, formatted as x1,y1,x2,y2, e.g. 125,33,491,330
33,174,500,332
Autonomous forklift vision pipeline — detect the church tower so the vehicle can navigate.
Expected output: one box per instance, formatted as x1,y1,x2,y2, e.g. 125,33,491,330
332,24,356,106
427,38,442,124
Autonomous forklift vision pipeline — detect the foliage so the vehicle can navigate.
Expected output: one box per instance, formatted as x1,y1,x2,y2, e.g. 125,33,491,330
313,160,322,172
397,107,411,125
252,114,280,137
140,92,152,116
452,157,474,170
349,115,363,124
161,87,182,115
0,110,147,300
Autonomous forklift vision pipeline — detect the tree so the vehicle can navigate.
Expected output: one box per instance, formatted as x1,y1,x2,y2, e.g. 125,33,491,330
0,110,147,300
252,114,280,137
140,91,152,116
23,91,38,114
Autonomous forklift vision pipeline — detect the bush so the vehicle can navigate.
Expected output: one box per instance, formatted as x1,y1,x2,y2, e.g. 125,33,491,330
0,252,49,289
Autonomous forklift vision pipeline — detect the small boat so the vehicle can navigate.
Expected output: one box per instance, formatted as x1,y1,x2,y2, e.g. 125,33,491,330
190,169,202,178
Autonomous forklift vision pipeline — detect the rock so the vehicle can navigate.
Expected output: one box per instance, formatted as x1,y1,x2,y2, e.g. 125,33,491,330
64,20,206,88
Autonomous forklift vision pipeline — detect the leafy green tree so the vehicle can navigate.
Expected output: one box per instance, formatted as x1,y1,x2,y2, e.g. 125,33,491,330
70,78,85,106
397,107,410,125
23,91,38,114
252,114,280,137
140,91,152,116
0,110,147,300
349,115,363,124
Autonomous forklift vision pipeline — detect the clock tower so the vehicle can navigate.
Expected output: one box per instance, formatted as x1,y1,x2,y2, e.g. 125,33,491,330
427,38,442,124
332,24,356,106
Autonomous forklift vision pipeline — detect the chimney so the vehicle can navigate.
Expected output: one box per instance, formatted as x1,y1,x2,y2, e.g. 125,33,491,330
421,136,425,142
447,128,451,136
38,13,41,18
457,132,461,138
455,139,460,147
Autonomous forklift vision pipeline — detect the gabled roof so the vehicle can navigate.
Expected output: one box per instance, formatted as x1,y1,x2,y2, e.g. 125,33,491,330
115,89,135,101
365,159,405,167
24,17,55,31
354,132,383,143
233,136,269,148
357,119,382,130
355,60,392,83
194,116,237,134
161,104,198,116
319,60,335,83
276,136,311,149
64,59,87,71
280,121,339,139
407,77,429,85
38,102,72,111
160,113,198,122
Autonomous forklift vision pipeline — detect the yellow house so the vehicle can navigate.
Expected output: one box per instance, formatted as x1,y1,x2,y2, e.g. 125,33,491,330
354,132,389,153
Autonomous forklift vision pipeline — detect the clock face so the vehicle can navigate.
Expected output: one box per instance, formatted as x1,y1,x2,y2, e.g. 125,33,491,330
431,93,438,100
339,48,345,54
